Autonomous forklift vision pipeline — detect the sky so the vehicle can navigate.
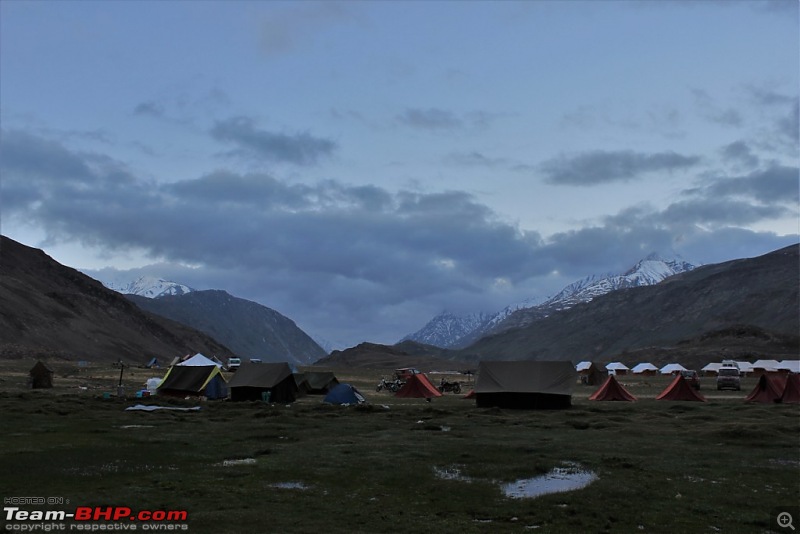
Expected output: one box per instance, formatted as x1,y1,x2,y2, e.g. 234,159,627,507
1,1,798,350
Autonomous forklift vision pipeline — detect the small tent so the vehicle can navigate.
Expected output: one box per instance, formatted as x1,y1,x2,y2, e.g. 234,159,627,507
157,365,228,399
395,373,442,399
631,363,658,376
780,374,800,404
323,384,366,405
656,374,706,402
29,361,54,389
144,357,160,369
228,362,298,403
474,361,576,409
745,374,785,403
589,375,637,401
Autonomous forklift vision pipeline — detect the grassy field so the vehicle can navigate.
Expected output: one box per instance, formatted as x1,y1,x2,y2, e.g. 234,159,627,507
0,360,798,533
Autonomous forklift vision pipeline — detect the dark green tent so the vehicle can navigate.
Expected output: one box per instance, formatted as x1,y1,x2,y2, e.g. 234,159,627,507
228,362,298,403
29,361,54,389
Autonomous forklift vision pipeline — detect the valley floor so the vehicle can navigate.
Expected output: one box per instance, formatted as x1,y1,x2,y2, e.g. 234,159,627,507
0,360,797,533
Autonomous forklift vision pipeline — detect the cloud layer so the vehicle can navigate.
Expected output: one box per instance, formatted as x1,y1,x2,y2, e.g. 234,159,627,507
2,128,796,346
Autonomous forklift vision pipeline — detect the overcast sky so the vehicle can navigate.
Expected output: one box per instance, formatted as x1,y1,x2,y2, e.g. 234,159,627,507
1,1,798,349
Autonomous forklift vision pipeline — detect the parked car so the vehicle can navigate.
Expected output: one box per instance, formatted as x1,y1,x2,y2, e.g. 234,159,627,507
680,370,701,390
717,367,741,391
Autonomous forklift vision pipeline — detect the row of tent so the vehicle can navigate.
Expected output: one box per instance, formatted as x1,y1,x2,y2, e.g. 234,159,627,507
587,373,800,404
155,357,346,403
578,360,800,378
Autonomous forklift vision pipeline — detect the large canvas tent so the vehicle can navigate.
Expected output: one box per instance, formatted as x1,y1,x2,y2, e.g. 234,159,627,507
589,375,637,401
745,374,785,403
303,372,340,394
157,365,228,399
29,361,54,389
577,362,606,385
395,373,443,399
474,361,576,409
228,362,298,402
656,374,706,402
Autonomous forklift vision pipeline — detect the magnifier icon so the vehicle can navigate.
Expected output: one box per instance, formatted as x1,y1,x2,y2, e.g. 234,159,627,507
778,512,795,531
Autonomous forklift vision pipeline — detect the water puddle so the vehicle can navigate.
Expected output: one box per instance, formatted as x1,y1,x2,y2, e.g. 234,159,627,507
501,463,597,499
270,482,310,490
220,458,256,467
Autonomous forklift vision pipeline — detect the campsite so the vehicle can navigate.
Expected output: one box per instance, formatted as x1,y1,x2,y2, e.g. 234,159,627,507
0,359,797,534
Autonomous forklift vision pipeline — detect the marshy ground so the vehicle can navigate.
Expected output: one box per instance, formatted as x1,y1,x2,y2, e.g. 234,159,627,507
0,360,797,533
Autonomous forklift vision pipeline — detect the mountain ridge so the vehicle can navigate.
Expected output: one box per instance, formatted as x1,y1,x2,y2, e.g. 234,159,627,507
403,253,697,348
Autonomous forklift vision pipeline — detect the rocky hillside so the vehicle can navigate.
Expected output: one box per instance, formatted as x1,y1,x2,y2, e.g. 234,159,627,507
0,236,235,363
128,290,326,365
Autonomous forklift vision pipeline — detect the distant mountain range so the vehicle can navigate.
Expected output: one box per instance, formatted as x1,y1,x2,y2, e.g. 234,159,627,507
321,245,799,370
402,254,697,348
101,275,326,365
127,291,326,366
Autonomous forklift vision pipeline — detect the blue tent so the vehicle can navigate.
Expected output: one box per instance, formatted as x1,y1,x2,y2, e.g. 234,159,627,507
323,384,366,406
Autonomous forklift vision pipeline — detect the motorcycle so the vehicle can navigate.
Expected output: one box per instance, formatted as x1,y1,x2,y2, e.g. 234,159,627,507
376,378,403,393
438,379,462,394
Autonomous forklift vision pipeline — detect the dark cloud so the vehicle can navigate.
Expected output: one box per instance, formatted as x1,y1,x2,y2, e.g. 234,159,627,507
210,116,337,166
720,140,760,168
777,99,799,144
4,129,796,347
691,88,744,127
540,150,701,186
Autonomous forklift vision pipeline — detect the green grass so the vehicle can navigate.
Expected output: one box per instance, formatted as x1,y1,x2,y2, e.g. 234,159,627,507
0,367,797,533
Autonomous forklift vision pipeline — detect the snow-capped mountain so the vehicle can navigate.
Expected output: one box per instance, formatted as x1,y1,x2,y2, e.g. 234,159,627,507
542,254,696,312
398,311,492,348
401,254,696,348
105,276,195,299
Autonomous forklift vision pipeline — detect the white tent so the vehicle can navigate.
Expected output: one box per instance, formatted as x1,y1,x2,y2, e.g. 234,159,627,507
606,362,630,375
752,359,781,372
701,363,722,375
736,361,754,374
575,361,592,372
631,363,658,374
660,363,688,375
778,360,800,373
178,353,223,368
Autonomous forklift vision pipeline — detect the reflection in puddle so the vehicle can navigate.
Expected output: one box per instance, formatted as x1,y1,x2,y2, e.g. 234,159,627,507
502,463,597,499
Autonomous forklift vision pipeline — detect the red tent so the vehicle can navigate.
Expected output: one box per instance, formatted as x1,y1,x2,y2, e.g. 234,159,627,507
745,374,786,403
656,374,706,402
589,375,637,401
462,389,475,399
780,374,800,404
395,373,443,399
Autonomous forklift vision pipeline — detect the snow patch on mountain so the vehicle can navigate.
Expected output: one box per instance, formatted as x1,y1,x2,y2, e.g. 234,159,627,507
105,276,195,299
